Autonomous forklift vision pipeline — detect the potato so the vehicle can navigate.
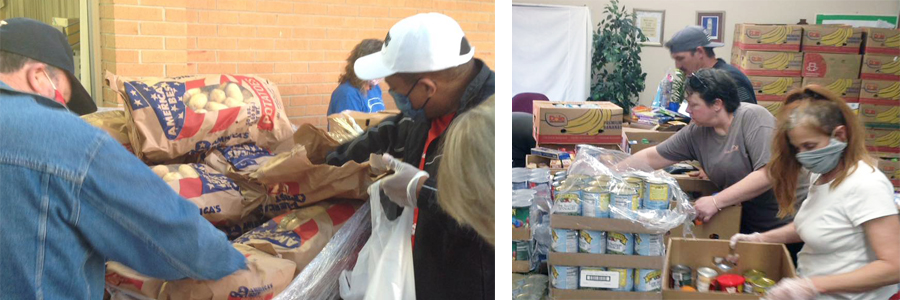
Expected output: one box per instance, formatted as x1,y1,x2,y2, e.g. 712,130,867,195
206,102,228,111
186,88,202,96
178,165,200,178
187,93,208,111
217,83,228,90
194,109,208,114
151,165,170,178
225,84,243,101
241,89,254,100
209,89,226,103
162,172,183,182
224,97,243,108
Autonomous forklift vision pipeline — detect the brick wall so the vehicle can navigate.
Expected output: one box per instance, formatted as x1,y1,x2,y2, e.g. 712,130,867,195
99,0,495,127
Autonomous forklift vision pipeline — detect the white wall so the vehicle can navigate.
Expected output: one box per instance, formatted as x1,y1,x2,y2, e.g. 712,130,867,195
511,0,900,106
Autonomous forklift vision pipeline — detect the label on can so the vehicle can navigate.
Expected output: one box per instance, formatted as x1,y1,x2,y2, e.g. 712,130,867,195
611,192,640,211
581,189,610,218
644,181,671,210
579,267,618,289
671,265,692,288
551,265,578,290
608,268,634,292
578,230,606,254
606,232,634,255
514,241,531,261
625,177,645,200
551,228,578,253
636,269,662,292
553,192,582,215
634,233,665,256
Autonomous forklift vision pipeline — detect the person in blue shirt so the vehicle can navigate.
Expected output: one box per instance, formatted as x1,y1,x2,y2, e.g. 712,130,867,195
327,39,386,115
0,18,245,299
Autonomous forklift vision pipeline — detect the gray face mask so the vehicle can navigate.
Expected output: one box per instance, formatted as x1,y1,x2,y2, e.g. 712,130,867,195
795,135,847,174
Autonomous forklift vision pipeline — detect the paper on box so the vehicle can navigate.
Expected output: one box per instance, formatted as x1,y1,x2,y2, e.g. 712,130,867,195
801,53,862,78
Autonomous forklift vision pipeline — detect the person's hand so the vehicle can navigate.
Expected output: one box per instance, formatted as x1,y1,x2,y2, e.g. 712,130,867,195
698,168,709,180
693,196,720,222
762,277,819,300
729,232,763,249
380,154,429,208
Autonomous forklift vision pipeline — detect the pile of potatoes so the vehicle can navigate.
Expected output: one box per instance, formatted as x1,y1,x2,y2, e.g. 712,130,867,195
183,83,260,113
152,164,200,182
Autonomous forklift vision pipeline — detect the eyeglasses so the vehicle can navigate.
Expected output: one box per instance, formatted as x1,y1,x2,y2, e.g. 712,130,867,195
688,72,710,91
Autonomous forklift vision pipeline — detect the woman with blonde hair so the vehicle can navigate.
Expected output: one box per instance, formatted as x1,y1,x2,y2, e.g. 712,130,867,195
730,85,899,300
437,95,495,245
327,39,385,115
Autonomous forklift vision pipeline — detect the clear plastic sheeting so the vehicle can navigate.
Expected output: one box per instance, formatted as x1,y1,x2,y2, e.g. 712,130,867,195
271,202,372,300
513,273,550,300
553,145,696,235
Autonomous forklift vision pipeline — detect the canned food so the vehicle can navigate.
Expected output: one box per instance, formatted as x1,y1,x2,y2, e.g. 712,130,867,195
513,175,529,190
553,175,567,182
635,269,662,292
608,268,634,292
581,187,610,218
716,274,745,294
569,174,592,186
743,269,766,280
750,277,776,296
624,176,646,200
578,267,606,290
578,230,606,254
670,265,692,289
643,178,671,210
554,171,567,177
634,233,665,256
551,228,578,253
606,232,634,255
696,267,718,293
512,198,531,229
611,187,640,211
513,240,531,261
551,265,578,290
553,191,582,215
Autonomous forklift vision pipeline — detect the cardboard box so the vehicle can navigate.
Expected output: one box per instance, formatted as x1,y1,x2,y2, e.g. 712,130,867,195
513,227,532,241
549,214,665,300
801,53,862,79
326,110,399,132
758,101,784,117
860,54,900,81
863,27,900,56
800,25,864,54
865,128,900,158
669,205,741,241
623,126,677,154
733,50,803,77
733,24,802,52
802,78,861,103
747,76,802,101
859,80,900,128
533,101,624,145
877,158,900,187
672,175,720,196
513,261,532,273
662,238,797,299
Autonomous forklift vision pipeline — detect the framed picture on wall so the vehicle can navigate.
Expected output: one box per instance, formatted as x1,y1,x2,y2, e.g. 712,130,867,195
697,11,726,43
634,9,665,46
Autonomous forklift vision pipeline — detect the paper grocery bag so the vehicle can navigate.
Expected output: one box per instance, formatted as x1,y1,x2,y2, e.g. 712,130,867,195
292,124,342,165
105,262,166,300
81,109,133,153
106,72,293,164
159,244,296,300
251,144,373,217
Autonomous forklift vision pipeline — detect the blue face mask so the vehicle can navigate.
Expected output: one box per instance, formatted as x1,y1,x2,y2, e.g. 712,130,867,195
795,135,847,174
390,79,431,120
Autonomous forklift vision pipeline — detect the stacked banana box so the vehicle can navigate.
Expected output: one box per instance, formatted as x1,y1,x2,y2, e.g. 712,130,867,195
858,28,900,163
532,101,625,150
732,24,804,116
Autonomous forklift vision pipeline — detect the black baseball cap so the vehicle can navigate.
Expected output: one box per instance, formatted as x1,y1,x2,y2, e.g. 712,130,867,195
665,26,725,53
0,18,97,115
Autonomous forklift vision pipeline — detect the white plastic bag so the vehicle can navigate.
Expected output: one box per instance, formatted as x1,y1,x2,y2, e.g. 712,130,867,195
339,181,416,300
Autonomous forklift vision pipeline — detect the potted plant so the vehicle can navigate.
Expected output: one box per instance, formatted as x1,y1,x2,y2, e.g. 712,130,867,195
588,0,648,117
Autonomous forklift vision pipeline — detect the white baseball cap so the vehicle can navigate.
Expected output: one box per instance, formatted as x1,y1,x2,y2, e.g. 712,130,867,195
354,13,475,80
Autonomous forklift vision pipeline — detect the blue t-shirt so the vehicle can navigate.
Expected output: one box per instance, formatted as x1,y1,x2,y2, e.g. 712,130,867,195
327,82,385,115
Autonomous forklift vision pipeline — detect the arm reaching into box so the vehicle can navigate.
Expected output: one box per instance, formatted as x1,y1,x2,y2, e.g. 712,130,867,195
614,146,679,172
730,223,802,249
693,167,772,221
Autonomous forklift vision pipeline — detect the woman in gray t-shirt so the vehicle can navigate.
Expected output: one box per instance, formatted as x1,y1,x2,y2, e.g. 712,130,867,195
617,69,806,258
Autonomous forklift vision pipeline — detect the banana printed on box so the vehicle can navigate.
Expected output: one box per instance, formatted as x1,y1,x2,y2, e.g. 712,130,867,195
800,25,864,53
107,73,294,164
748,76,802,101
864,28,900,56
861,54,900,81
733,50,803,76
865,128,900,158
234,199,361,276
802,78,861,103
860,80,900,128
733,24,802,51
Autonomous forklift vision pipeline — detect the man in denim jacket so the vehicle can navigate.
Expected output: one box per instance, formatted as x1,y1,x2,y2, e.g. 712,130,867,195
0,18,246,299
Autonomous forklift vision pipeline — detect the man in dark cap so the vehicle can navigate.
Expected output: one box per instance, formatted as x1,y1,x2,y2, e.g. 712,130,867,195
1,18,245,299
666,25,757,104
